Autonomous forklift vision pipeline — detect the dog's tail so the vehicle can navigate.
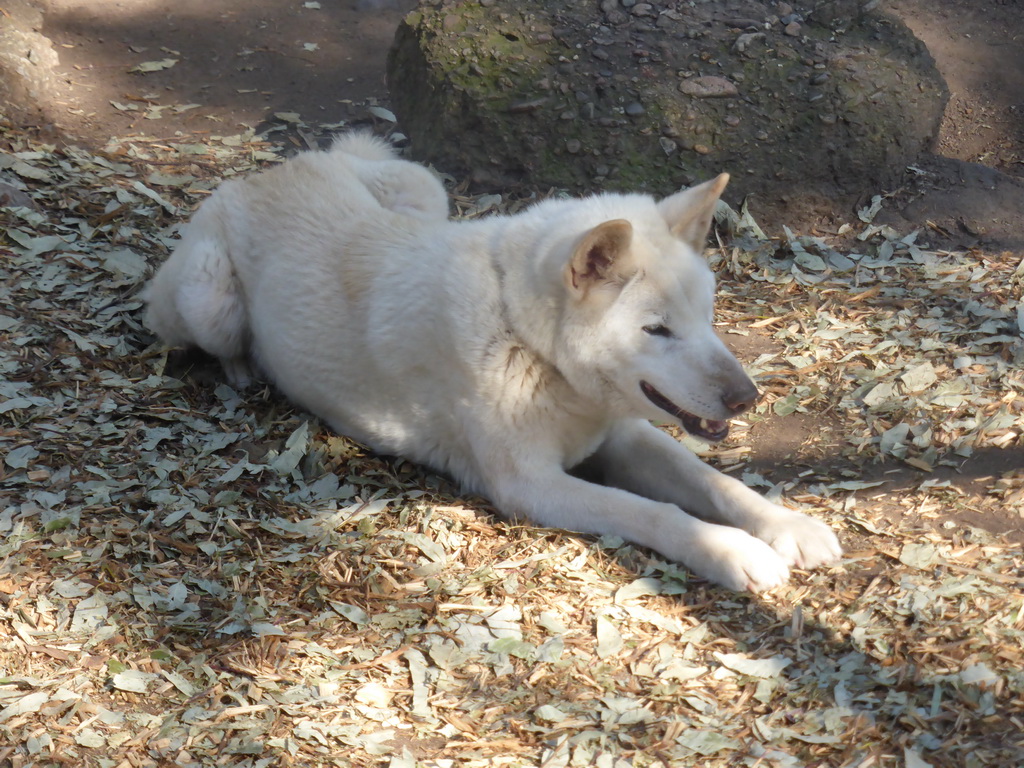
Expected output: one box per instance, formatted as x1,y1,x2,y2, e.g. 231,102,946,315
330,131,398,162
328,131,449,221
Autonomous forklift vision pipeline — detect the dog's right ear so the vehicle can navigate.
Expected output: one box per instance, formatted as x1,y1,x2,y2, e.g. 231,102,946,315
658,173,729,253
565,219,634,296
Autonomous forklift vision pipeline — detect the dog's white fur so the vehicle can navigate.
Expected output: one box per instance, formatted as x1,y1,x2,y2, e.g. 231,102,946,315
146,133,841,592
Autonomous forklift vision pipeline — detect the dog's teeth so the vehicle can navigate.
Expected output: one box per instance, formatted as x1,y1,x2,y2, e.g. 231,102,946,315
699,419,709,430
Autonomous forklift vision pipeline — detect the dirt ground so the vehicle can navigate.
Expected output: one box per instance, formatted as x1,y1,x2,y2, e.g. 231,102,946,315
32,0,1024,241
20,0,1024,539
880,0,1024,251
35,0,416,140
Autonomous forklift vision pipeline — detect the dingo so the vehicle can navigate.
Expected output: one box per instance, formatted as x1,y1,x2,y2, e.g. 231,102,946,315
145,134,841,591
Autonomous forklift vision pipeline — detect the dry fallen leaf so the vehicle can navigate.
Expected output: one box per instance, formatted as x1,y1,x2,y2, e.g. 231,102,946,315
129,57,178,73
0,121,1020,768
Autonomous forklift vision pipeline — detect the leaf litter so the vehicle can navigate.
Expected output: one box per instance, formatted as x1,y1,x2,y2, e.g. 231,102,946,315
0,115,1022,768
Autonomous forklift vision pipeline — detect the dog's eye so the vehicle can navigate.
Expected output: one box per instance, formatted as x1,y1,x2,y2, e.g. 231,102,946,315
643,324,672,337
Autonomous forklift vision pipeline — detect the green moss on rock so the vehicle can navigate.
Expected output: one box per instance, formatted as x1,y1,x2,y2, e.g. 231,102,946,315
387,0,947,198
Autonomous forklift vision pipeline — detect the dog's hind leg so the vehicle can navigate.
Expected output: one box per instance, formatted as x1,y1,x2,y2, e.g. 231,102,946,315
146,232,252,388
175,240,251,387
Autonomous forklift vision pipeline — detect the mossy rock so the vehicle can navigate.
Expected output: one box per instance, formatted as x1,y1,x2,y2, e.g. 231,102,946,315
387,0,947,198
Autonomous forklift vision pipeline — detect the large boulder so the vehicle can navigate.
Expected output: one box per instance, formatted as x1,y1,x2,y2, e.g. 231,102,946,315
387,0,948,199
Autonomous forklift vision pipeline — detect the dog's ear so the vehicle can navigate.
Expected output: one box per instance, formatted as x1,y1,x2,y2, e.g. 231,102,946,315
658,173,729,253
565,219,634,294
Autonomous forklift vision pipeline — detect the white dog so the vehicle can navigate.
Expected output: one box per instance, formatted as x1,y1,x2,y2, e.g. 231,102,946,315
145,134,841,592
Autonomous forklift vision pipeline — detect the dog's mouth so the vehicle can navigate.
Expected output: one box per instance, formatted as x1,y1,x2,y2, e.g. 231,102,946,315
640,381,730,442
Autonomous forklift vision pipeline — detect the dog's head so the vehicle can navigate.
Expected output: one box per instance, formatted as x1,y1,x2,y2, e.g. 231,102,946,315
560,174,758,442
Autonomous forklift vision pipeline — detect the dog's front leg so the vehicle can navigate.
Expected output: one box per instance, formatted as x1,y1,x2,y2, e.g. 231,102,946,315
589,419,842,571
485,465,791,592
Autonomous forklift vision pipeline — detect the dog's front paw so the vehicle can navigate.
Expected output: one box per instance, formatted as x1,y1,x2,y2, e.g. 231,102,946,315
755,511,842,571
683,525,791,593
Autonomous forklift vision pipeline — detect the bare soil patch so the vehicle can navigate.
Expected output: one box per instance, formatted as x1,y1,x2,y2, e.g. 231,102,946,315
36,0,418,142
877,0,1024,252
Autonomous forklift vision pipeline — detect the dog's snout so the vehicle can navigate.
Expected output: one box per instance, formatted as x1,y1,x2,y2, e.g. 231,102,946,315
722,380,759,415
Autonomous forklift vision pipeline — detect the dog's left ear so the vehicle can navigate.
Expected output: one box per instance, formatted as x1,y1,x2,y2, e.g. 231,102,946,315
566,219,634,295
658,173,729,253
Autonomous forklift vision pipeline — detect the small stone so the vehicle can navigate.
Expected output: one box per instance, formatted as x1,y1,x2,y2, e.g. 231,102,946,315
659,137,677,155
755,131,769,141
592,48,609,61
624,101,645,116
678,76,738,98
811,72,830,85
777,2,794,16
631,3,653,16
784,21,801,36
734,31,764,54
566,139,582,154
620,0,636,7
507,96,550,113
693,144,712,155
595,164,610,176
725,115,740,127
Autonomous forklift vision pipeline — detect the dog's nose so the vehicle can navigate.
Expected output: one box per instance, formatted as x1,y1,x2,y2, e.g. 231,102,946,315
722,381,759,414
